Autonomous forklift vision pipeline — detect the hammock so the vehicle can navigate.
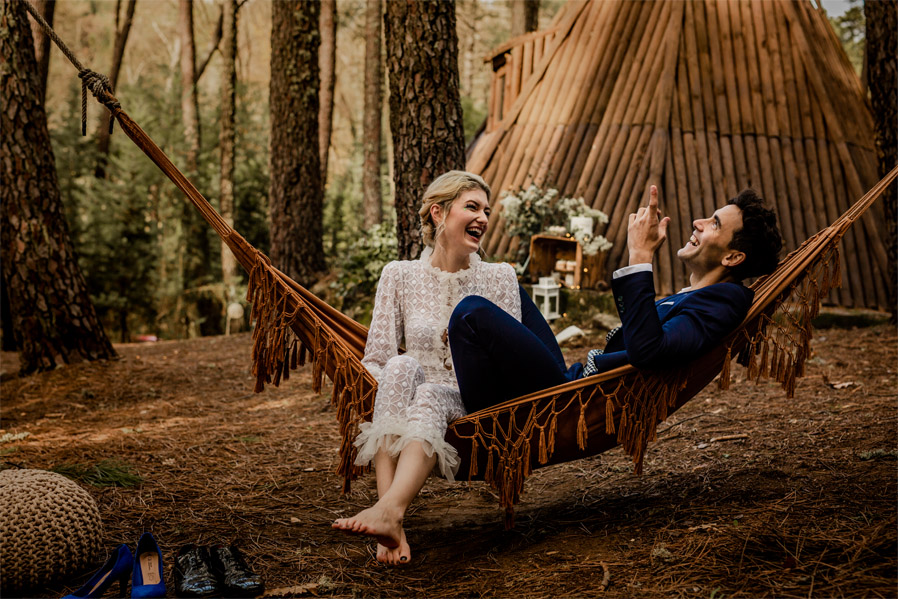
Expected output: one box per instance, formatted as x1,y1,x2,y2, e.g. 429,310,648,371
26,1,897,525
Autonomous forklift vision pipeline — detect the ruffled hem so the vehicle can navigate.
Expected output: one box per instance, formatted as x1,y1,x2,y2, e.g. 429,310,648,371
390,432,461,481
353,419,461,481
353,418,407,467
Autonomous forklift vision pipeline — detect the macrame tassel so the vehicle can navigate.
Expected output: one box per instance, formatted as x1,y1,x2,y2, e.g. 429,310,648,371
758,339,770,379
774,347,786,382
656,391,668,422
576,404,588,451
605,398,616,435
485,447,495,483
719,346,733,389
746,341,759,380
468,439,479,479
298,344,308,367
538,427,549,464
830,254,843,288
617,406,628,444
547,414,557,457
785,363,797,398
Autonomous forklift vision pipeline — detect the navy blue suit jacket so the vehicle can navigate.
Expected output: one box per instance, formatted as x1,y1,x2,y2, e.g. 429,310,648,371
590,270,754,373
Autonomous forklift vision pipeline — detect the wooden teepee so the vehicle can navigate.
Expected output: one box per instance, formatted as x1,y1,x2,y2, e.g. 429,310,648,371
468,0,889,309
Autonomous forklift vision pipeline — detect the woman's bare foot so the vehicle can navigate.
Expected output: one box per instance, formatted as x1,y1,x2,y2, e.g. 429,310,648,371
332,503,403,548
375,529,411,565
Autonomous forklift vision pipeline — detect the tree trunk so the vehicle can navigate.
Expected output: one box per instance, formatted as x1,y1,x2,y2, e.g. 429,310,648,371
510,0,539,37
177,0,213,337
362,0,384,228
28,0,55,103
220,0,238,299
0,0,116,374
95,0,137,179
865,0,898,321
319,0,336,183
384,0,466,259
270,0,325,286
178,0,200,173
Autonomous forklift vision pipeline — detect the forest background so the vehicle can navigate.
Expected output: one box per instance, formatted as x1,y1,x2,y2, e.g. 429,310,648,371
1,0,873,356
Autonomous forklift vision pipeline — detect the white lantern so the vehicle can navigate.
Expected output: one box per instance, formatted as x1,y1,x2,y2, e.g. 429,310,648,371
532,277,561,321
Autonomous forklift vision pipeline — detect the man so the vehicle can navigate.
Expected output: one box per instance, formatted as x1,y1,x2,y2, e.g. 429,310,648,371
448,186,783,414
582,185,782,374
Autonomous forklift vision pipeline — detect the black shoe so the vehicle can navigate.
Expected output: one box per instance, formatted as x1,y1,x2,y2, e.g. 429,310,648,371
210,545,264,598
174,545,220,597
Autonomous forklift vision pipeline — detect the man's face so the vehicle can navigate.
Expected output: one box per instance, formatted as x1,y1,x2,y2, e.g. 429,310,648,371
677,204,744,274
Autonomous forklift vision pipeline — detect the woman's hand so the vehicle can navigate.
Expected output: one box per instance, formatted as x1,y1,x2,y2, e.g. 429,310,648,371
627,185,670,265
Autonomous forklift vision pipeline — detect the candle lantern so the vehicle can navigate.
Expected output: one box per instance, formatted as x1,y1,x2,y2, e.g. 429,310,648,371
532,277,561,320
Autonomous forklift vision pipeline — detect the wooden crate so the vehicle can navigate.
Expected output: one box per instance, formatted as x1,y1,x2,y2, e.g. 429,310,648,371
527,234,606,289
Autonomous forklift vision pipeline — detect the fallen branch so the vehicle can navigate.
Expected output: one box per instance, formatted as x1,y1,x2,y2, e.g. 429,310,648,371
709,433,750,443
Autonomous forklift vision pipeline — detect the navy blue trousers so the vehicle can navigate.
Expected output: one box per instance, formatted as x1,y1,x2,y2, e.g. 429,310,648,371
448,287,580,414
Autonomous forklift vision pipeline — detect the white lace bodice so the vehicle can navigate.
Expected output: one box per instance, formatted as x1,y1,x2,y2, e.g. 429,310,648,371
361,253,521,388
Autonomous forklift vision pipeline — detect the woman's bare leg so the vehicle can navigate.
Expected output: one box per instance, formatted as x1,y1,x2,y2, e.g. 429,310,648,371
332,441,435,552
371,447,412,563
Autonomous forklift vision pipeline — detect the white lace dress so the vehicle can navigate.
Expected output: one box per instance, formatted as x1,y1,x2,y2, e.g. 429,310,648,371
355,250,521,480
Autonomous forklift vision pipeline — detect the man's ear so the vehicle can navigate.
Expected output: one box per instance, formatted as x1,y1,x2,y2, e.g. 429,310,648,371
430,203,444,225
722,250,746,269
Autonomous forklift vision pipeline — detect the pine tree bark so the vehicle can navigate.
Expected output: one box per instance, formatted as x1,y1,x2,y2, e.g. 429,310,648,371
319,0,336,183
510,0,539,37
28,0,54,103
0,0,115,374
220,0,238,297
270,0,325,286
94,0,136,179
384,0,466,259
865,0,898,320
362,0,384,228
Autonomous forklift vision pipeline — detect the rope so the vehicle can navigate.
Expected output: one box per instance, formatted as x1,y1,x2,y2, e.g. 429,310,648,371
21,0,120,135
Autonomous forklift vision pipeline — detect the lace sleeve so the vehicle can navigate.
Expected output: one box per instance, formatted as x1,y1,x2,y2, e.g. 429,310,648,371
361,261,404,381
491,263,522,321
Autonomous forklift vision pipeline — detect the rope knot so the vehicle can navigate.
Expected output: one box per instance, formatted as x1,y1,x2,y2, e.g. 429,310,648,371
77,69,120,136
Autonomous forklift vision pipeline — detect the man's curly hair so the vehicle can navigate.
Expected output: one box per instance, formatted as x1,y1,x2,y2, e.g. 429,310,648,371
727,189,783,281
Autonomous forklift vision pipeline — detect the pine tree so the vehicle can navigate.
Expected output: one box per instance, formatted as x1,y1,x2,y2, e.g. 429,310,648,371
385,0,466,259
0,0,116,373
269,0,326,286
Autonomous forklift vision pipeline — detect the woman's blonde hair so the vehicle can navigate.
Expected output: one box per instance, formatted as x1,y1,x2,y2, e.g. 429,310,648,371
418,171,491,248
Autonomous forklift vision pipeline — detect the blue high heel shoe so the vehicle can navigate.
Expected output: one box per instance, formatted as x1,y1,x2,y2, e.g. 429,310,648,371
131,533,166,598
63,544,133,599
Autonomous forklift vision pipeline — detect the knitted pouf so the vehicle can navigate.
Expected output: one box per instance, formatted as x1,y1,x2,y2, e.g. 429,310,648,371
0,469,103,594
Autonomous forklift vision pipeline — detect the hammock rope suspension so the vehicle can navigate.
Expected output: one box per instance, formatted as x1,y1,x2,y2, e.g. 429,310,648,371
22,0,119,134
23,0,898,521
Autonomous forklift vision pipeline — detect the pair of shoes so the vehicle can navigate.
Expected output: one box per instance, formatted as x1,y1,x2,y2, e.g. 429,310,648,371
63,544,132,598
64,534,165,599
175,545,264,598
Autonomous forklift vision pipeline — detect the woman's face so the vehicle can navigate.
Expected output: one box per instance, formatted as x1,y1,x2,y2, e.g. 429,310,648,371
431,188,491,255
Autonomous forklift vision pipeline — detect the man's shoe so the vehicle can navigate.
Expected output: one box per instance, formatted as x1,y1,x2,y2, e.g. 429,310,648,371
174,545,220,597
210,545,264,598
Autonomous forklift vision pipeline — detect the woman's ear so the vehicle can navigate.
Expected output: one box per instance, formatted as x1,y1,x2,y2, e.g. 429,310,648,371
430,203,444,226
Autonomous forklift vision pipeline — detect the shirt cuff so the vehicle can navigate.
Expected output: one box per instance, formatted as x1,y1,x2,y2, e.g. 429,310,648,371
612,263,653,279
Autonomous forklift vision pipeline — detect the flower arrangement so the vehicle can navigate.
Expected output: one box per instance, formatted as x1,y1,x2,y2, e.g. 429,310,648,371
499,185,612,264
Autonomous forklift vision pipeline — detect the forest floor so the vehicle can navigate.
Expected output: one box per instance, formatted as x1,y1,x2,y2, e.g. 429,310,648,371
1,311,897,598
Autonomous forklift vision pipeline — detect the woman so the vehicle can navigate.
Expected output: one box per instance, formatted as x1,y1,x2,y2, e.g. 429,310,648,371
332,171,522,565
